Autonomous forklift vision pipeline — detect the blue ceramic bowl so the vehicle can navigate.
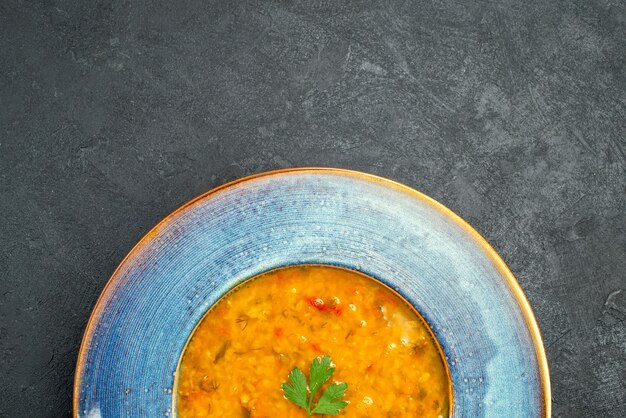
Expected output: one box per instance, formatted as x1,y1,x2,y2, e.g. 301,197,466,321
74,168,550,417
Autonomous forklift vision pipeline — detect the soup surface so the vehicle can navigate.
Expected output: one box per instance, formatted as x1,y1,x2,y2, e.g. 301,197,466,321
176,265,451,417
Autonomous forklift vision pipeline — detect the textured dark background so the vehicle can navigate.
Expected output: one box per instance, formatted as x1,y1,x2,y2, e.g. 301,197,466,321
1,0,625,417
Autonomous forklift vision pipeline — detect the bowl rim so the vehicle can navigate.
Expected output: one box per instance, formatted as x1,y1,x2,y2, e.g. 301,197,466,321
73,167,551,417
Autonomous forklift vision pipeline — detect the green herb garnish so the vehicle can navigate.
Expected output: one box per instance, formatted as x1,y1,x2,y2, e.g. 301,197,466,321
281,356,349,416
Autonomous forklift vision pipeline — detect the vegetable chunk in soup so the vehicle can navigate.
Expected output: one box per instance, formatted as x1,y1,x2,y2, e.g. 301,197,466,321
176,265,451,417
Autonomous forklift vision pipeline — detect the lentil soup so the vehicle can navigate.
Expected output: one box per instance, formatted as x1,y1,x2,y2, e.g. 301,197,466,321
176,265,451,417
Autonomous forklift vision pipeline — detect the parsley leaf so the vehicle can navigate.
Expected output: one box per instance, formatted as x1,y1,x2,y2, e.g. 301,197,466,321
281,368,308,410
281,356,349,416
309,356,334,394
311,382,349,415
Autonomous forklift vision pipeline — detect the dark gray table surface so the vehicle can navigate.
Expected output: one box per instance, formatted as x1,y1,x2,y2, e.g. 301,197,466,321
1,1,625,417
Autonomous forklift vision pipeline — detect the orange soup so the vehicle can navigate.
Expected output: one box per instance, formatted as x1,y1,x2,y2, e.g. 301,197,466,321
176,265,451,417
